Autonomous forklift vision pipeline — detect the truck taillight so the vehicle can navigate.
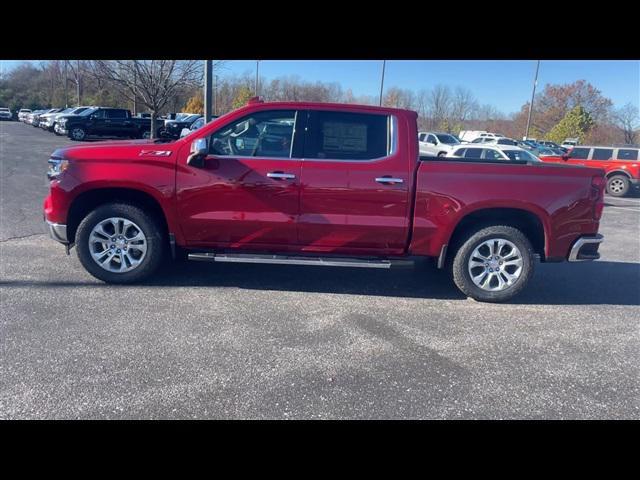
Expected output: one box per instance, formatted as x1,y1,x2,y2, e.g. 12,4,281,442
591,175,605,220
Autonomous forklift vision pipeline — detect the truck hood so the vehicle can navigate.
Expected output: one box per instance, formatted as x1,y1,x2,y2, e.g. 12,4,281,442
52,138,179,162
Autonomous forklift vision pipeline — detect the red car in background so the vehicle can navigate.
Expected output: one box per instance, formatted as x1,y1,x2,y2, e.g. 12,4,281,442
539,146,640,197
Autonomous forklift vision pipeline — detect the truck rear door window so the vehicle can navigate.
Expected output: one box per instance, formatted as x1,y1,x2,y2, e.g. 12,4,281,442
305,111,389,160
106,109,127,119
617,149,638,161
592,148,613,160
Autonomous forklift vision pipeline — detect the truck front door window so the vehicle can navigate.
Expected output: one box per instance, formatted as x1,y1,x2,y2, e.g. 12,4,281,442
208,110,296,158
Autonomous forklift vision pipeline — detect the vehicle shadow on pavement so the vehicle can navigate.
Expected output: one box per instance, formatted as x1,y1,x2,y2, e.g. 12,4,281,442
146,259,467,301
512,261,640,306
2,260,637,306
144,258,639,306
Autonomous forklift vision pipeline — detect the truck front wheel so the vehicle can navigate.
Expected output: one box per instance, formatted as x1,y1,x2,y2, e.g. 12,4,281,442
70,126,87,141
75,203,166,284
451,225,535,303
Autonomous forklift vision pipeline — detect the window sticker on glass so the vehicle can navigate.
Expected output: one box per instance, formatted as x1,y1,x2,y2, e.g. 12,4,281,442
323,122,367,153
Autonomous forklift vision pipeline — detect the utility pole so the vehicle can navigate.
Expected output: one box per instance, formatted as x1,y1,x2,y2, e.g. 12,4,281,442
204,60,213,122
379,60,386,106
133,66,138,115
214,74,218,116
524,60,540,140
76,60,81,106
255,60,260,96
64,61,68,108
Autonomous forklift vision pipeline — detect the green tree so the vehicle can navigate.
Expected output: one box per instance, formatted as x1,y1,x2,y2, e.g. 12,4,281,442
547,106,595,144
232,86,253,109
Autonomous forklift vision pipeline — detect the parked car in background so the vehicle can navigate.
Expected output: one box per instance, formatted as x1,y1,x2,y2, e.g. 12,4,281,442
451,144,542,163
539,146,640,197
418,132,461,157
538,140,562,149
561,138,579,149
163,114,203,139
58,107,165,141
43,99,605,303
470,137,518,146
18,109,32,121
32,108,59,128
179,116,210,138
459,130,504,143
39,108,74,131
51,106,94,135
0,107,13,121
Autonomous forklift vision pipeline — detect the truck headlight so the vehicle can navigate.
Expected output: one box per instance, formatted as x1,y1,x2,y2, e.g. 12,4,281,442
47,158,69,180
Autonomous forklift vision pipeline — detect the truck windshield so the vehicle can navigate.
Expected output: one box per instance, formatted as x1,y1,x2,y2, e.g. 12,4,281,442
436,134,460,145
79,108,97,116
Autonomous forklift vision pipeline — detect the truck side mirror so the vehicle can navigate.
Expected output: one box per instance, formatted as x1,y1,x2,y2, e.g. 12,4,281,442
187,138,208,167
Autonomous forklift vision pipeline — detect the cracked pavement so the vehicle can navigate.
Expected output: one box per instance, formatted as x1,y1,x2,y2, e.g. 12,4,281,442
1,121,639,419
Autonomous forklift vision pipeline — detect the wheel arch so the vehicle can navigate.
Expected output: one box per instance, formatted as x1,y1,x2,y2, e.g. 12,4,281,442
445,207,547,262
605,170,631,179
66,187,170,245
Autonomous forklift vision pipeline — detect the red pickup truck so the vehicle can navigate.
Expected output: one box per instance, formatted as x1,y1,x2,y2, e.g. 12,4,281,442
43,99,606,302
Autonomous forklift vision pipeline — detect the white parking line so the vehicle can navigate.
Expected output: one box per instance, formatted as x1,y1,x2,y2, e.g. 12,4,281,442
605,206,640,213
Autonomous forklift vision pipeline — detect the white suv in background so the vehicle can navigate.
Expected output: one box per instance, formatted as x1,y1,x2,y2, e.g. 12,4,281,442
418,132,462,157
18,109,32,121
468,136,518,146
450,144,542,162
0,107,12,121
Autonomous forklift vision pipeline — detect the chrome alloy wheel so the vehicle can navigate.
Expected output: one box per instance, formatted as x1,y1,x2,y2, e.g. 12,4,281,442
609,178,625,194
89,217,147,273
468,238,523,292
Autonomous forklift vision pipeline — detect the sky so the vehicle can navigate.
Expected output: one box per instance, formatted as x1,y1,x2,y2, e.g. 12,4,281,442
2,59,638,115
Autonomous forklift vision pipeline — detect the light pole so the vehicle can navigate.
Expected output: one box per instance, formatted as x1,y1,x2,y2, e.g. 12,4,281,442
204,60,213,122
524,60,540,141
64,61,68,108
214,74,218,116
255,60,260,96
379,60,386,106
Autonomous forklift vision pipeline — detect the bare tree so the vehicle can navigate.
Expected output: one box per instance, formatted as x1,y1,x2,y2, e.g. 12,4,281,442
613,103,640,145
427,85,452,130
451,86,478,124
93,60,202,138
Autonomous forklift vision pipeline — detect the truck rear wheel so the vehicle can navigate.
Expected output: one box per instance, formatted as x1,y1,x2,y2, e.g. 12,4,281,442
451,225,535,303
75,203,166,284
606,175,629,197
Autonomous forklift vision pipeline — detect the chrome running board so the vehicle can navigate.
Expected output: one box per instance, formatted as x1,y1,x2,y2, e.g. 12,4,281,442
187,252,413,269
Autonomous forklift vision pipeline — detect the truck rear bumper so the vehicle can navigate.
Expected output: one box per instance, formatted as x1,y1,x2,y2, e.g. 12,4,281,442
568,234,604,261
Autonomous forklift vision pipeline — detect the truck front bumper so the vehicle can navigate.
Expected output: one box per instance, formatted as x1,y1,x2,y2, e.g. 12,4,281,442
568,234,604,261
46,220,68,244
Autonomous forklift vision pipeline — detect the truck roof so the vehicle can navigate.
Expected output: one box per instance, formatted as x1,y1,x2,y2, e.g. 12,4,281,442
243,101,417,116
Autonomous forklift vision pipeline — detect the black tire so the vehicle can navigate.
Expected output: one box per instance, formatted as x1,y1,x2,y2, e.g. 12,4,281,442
451,225,535,303
437,152,447,157
69,126,87,141
606,175,630,197
75,203,166,284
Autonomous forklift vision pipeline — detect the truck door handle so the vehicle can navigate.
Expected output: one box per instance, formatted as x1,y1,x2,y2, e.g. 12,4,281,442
267,172,296,180
375,177,404,184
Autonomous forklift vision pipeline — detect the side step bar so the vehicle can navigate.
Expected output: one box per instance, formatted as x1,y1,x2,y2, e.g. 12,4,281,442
187,252,413,269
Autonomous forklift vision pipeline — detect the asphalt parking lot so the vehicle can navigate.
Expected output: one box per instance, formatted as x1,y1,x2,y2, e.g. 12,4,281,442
1,121,639,419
